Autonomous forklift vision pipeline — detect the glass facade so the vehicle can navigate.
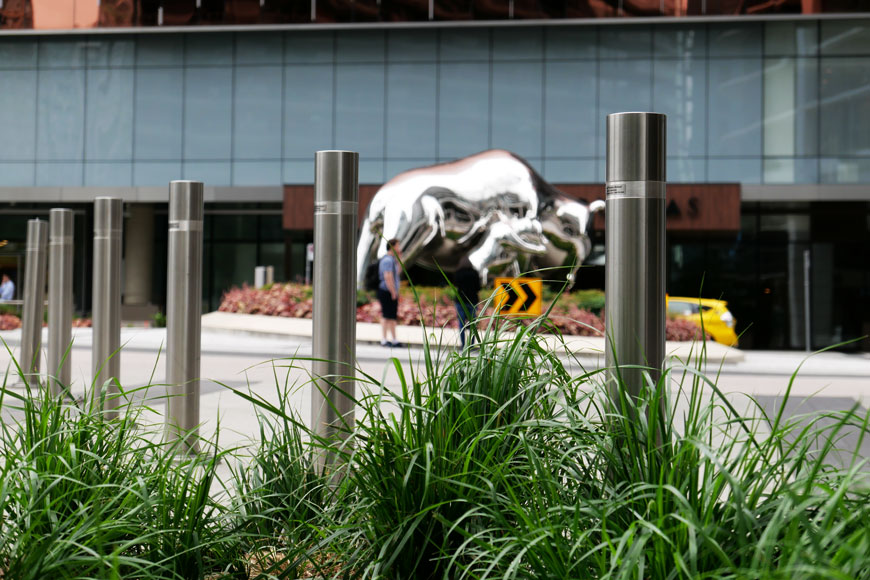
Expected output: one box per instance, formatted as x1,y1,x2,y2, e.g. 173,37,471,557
666,202,870,351
0,0,867,30
1,21,870,186
1,17,868,351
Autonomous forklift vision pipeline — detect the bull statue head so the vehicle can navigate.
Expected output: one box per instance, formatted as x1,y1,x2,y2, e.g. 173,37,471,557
356,150,605,289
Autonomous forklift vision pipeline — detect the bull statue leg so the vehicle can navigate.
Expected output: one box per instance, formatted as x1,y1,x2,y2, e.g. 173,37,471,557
379,194,445,267
357,194,446,289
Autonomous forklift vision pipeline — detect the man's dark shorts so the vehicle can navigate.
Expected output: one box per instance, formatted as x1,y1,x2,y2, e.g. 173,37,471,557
377,288,398,320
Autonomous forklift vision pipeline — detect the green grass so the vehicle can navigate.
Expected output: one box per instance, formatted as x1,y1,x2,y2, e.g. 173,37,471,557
1,302,869,579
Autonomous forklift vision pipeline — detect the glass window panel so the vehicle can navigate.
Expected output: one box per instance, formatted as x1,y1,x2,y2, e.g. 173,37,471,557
386,63,436,159
654,26,706,59
667,158,705,182
820,21,870,56
335,64,384,158
385,159,435,180
764,58,818,157
387,29,436,62
380,0,430,21
433,0,473,20
765,21,818,57
0,163,35,186
285,32,334,64
234,66,282,160
493,27,543,61
492,61,542,159
0,70,36,161
336,30,385,63
284,65,334,158
133,161,182,185
545,27,596,60
258,212,285,242
820,57,870,156
653,58,706,158
236,32,282,64
211,242,257,303
136,35,184,66
707,158,761,183
185,33,233,65
85,36,135,67
759,213,809,241
183,161,231,184
37,69,85,161
544,61,597,158
708,23,762,58
359,160,384,184
134,68,183,160
212,214,257,240
820,158,870,184
35,162,83,186
86,68,134,161
542,159,596,183
232,161,282,185
600,27,651,59
599,59,652,146
258,242,285,282
763,158,819,184
184,67,232,160
438,62,489,159
38,38,86,67
84,162,132,186
439,28,489,61
0,38,38,68
283,159,314,183
708,59,762,157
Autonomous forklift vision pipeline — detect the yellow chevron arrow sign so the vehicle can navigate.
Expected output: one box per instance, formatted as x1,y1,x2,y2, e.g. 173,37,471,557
492,277,543,316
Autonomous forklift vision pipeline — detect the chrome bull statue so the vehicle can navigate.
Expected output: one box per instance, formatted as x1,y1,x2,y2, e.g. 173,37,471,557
356,150,605,288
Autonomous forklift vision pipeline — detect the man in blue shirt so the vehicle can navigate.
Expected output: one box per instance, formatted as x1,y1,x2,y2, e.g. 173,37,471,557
377,239,402,347
0,273,14,302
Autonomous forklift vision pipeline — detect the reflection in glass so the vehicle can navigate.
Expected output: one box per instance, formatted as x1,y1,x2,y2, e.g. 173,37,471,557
4,0,869,29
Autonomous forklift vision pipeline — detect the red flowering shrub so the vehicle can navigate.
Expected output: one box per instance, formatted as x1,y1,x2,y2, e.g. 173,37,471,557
0,314,21,331
218,284,709,341
219,283,314,318
666,318,711,341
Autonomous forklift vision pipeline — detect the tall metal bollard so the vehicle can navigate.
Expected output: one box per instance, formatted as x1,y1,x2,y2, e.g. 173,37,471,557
604,112,667,410
311,151,358,467
164,181,204,453
48,209,74,396
93,197,123,413
20,219,48,388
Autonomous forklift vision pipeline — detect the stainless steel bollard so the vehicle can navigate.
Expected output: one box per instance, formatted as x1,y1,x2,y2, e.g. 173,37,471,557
48,209,74,395
93,197,123,413
604,112,667,408
311,151,358,464
164,181,204,453
20,219,48,388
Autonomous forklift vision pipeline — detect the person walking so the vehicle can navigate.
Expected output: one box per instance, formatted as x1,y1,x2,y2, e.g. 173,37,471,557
0,273,14,302
453,256,481,348
377,239,403,347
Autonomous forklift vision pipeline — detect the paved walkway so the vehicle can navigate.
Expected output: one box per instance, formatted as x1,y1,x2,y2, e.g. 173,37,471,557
200,311,747,364
1,316,868,479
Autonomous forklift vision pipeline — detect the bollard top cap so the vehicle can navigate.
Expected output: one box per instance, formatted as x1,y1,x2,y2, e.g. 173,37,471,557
315,151,359,204
606,112,666,183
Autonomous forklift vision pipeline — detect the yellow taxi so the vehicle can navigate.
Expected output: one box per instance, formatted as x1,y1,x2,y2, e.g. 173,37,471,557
666,296,738,347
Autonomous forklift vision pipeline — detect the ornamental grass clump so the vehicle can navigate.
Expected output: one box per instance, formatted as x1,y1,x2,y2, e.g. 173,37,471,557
230,298,870,578
0,354,246,580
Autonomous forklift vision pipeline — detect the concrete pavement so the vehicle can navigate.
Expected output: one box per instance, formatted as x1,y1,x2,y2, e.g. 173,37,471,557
1,317,868,481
